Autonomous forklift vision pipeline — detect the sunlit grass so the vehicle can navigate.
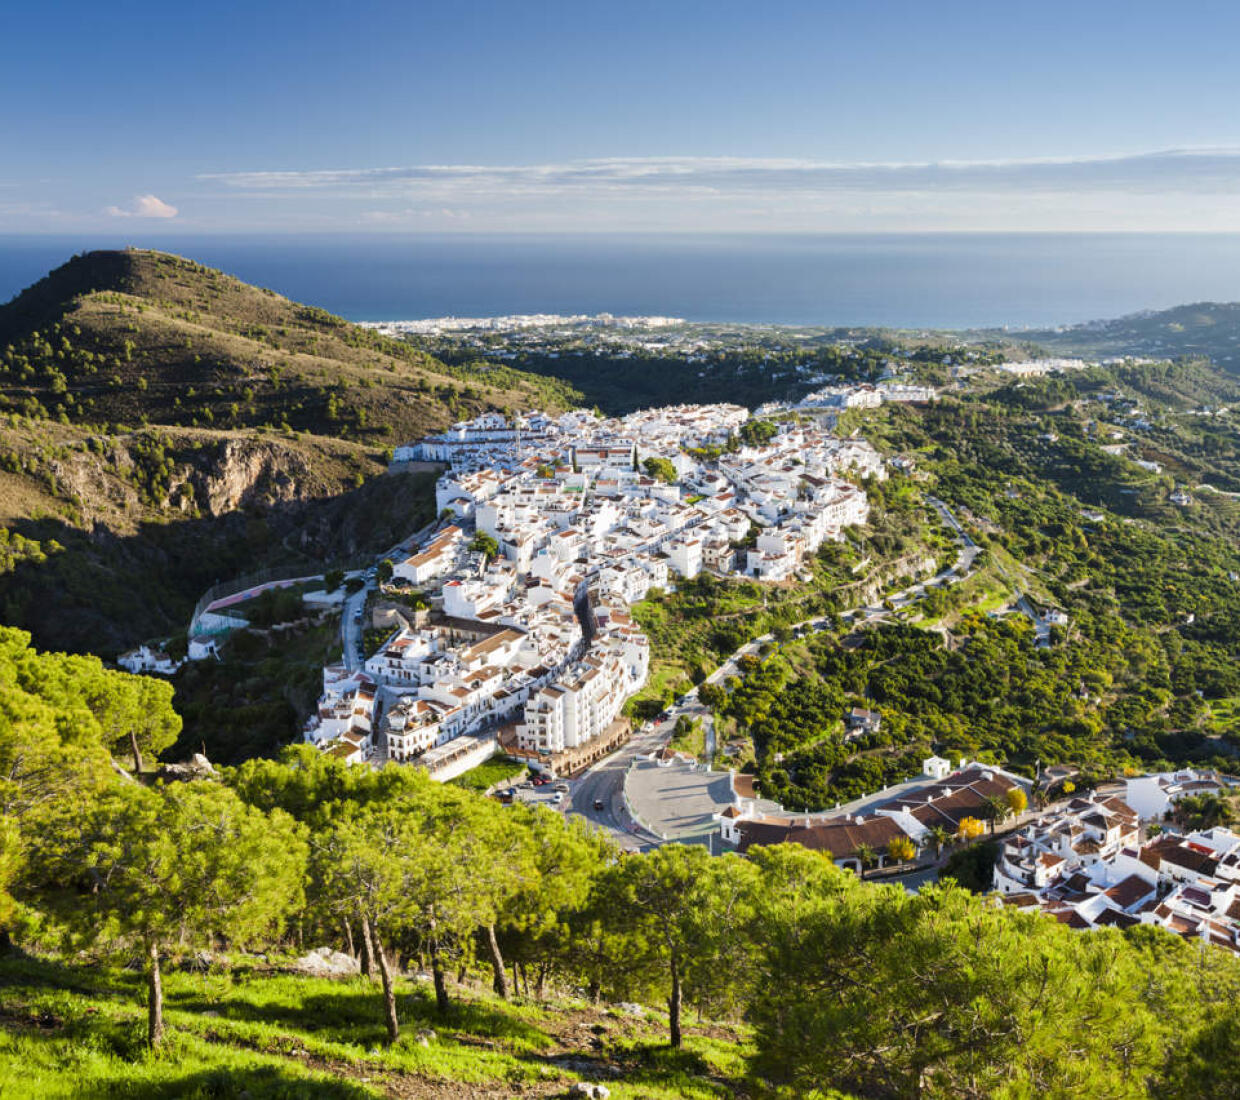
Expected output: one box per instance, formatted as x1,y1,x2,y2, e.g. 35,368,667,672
0,954,753,1098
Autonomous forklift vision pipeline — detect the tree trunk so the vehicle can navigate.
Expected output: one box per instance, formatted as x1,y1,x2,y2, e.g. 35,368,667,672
128,730,144,774
484,924,508,999
668,956,682,1049
342,918,355,958
429,940,450,1014
511,962,519,998
359,912,376,979
535,963,548,1001
372,929,400,1044
147,941,164,1048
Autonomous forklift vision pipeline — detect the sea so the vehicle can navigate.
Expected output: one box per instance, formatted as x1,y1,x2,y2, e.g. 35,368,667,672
2,232,1240,331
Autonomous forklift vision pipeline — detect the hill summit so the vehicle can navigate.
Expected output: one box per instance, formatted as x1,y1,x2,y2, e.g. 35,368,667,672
0,248,578,440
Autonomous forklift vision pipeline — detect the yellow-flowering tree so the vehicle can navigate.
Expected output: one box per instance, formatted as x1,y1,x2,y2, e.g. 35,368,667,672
957,816,986,842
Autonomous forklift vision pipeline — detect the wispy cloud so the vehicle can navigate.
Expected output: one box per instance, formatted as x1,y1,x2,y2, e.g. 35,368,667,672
106,193,179,219
200,149,1240,198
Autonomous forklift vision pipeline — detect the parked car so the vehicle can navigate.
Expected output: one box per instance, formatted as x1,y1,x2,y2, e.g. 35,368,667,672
552,792,564,805
553,782,569,792
592,798,605,812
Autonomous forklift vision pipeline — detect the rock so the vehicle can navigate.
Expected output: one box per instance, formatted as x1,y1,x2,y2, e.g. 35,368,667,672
568,1084,610,1099
415,1028,437,1045
617,1002,645,1018
157,754,219,784
291,946,360,977
189,753,218,775
197,438,311,516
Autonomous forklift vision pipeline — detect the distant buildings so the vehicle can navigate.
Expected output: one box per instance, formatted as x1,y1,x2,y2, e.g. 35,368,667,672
117,644,183,677
995,357,1093,376
995,782,1240,952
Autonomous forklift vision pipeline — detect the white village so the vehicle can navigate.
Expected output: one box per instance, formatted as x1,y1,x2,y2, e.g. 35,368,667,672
307,402,875,776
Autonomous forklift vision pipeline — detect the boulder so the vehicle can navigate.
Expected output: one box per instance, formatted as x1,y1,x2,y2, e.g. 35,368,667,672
291,947,360,977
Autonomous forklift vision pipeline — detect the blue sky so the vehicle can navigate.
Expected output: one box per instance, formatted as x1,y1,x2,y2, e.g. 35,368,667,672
7,0,1240,233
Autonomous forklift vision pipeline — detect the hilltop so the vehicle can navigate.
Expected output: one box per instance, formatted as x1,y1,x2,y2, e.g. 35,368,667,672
0,250,581,653
0,249,579,439
986,300,1240,368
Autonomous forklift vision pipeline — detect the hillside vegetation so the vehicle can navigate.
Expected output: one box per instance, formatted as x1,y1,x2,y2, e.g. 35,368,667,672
0,250,581,653
0,249,579,439
3,625,1240,1099
998,300,1240,367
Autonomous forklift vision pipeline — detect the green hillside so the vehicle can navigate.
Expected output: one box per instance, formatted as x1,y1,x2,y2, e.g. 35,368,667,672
2,621,1240,1100
0,954,746,1100
0,250,581,653
0,249,579,439
999,301,1240,368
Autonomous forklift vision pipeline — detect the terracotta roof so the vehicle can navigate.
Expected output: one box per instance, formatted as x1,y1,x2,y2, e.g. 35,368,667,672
732,774,761,800
1104,875,1155,911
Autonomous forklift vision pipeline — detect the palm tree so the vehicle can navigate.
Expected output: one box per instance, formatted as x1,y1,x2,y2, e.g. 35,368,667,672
853,843,878,878
927,824,952,859
983,794,1010,835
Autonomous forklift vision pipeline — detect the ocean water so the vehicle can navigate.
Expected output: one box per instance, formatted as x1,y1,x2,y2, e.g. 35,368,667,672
2,233,1239,330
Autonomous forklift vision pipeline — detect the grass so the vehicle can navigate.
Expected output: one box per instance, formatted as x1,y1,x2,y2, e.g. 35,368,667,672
449,756,527,793
1204,697,1240,736
667,719,707,761
0,954,753,1099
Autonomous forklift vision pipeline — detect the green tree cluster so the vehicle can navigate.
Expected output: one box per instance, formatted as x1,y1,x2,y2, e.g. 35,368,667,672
7,626,1240,1094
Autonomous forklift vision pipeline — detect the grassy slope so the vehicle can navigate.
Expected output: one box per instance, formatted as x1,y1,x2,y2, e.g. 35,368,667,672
0,249,579,440
0,955,749,1100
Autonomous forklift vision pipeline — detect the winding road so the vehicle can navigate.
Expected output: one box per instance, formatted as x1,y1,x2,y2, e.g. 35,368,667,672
562,497,981,846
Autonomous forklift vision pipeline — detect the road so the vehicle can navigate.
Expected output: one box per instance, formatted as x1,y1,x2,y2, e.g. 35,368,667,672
562,497,981,845
341,579,370,672
566,719,672,851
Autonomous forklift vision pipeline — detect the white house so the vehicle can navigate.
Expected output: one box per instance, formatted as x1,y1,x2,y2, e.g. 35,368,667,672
118,644,183,676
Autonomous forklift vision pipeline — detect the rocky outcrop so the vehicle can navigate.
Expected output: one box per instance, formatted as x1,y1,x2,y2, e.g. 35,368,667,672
194,438,313,516
291,947,360,977
156,753,219,783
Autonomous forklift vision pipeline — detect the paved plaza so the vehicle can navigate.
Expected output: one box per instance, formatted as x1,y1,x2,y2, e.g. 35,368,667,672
624,758,738,843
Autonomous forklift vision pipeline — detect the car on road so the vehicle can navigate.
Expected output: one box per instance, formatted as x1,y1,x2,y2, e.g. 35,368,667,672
553,782,569,792
552,792,565,805
592,798,605,811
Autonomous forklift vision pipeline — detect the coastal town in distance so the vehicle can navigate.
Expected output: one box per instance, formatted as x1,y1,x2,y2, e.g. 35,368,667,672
129,340,1240,956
